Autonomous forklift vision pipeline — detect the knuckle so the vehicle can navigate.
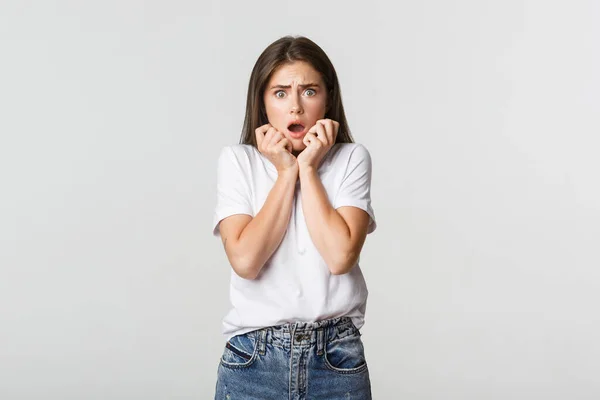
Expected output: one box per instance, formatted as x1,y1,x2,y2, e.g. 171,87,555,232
256,124,269,132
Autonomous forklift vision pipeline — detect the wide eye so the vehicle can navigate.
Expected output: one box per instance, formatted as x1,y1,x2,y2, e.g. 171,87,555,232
305,88,316,96
275,90,286,98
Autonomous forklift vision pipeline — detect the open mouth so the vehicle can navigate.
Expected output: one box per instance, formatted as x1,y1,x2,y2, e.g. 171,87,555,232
287,123,305,133
287,122,307,138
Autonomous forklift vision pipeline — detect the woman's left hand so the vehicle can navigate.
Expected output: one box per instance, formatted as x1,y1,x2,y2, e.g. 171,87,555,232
297,118,339,171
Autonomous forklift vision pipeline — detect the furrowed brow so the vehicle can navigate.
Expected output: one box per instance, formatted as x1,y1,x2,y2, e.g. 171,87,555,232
269,83,321,89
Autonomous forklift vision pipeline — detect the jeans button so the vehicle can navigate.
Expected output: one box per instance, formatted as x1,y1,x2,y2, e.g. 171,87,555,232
295,334,303,341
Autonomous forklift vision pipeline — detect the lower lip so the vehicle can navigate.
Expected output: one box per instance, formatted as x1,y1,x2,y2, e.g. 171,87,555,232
288,127,307,139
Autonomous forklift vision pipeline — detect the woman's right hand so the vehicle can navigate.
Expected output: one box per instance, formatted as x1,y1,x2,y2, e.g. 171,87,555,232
255,124,298,176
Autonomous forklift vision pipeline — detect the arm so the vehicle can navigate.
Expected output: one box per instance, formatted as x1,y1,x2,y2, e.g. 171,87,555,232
299,167,371,275
219,169,297,280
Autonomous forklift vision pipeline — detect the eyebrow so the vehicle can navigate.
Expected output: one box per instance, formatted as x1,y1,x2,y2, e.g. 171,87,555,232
269,83,321,90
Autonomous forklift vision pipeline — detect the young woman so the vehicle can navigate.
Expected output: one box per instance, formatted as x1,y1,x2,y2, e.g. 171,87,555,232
212,35,377,399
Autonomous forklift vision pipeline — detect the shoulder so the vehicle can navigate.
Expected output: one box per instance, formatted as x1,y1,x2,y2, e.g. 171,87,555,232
218,144,256,159
217,144,275,177
217,144,260,166
329,142,372,165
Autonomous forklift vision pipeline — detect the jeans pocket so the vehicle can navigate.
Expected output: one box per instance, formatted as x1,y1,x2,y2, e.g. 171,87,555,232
323,331,368,374
220,331,258,369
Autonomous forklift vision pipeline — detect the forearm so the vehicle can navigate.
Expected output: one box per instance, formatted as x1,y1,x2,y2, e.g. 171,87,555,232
299,167,354,274
234,170,297,279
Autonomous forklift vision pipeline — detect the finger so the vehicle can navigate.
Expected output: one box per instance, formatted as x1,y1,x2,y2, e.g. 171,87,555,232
285,139,293,154
331,120,339,141
318,119,334,144
255,124,271,148
266,129,284,150
276,137,293,153
307,123,319,136
315,122,328,145
325,119,335,142
262,127,277,151
303,131,318,147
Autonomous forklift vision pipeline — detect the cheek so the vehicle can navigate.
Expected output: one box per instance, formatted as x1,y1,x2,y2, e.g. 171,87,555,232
306,99,327,116
264,100,287,120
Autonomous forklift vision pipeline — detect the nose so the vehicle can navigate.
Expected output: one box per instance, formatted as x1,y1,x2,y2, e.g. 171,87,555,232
289,93,303,115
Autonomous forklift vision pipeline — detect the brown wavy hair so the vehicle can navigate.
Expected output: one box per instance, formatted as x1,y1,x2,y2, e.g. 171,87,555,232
239,36,354,146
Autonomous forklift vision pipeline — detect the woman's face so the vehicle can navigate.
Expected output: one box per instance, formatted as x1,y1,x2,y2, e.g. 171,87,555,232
263,61,328,154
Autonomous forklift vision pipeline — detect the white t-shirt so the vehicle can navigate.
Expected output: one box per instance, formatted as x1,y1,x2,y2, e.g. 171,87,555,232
212,142,377,341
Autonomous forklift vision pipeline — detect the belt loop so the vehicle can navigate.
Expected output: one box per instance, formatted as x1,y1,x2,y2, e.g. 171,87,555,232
258,329,267,355
317,328,324,355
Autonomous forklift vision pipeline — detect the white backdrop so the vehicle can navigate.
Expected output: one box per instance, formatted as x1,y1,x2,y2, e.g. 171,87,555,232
1,1,599,399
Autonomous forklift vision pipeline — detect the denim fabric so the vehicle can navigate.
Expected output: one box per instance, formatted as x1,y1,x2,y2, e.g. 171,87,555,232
214,316,372,399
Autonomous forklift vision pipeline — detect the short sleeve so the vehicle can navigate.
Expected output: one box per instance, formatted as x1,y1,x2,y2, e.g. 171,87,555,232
332,144,377,234
212,146,254,238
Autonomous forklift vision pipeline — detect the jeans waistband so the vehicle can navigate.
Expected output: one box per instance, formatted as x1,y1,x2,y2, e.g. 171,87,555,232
251,316,360,356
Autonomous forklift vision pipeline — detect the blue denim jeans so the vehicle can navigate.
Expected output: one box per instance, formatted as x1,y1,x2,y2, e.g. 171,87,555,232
214,316,372,399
